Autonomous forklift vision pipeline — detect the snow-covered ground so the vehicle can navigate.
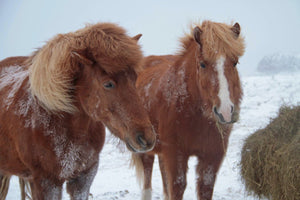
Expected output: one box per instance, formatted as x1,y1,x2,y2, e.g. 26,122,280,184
6,72,300,200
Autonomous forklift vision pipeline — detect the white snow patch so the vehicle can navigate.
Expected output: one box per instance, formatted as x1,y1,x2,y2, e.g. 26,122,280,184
15,90,51,129
143,79,154,110
59,143,82,179
141,188,152,200
70,163,98,199
203,165,214,186
144,80,153,98
40,179,62,200
160,64,188,112
0,65,28,109
91,94,102,119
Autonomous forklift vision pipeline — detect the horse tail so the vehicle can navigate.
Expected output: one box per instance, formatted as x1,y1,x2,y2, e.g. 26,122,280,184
130,153,144,187
19,178,32,200
0,175,10,200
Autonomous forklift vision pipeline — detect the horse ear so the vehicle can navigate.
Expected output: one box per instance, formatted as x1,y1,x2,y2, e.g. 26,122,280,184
132,34,142,42
231,23,240,38
71,50,94,66
193,26,202,45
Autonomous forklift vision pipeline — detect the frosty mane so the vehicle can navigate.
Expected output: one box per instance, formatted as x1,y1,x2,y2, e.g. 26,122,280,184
180,20,245,62
28,23,142,113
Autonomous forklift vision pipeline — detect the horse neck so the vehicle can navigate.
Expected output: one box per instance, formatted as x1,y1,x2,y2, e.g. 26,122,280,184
23,88,92,138
172,43,201,106
0,59,94,140
66,108,94,134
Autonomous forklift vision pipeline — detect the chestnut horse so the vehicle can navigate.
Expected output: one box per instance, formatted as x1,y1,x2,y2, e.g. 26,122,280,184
0,23,156,200
131,21,245,200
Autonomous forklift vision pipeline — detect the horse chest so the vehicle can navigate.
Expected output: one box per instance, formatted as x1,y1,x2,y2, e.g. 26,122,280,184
12,94,98,180
51,134,97,179
158,115,219,152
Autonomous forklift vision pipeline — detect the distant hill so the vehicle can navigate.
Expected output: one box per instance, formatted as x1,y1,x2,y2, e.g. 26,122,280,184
257,53,300,74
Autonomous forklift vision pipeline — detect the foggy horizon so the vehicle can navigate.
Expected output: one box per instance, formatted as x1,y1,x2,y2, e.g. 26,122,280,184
1,0,299,75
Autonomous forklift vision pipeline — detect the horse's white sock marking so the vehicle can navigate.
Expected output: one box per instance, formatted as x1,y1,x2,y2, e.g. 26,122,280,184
141,188,152,200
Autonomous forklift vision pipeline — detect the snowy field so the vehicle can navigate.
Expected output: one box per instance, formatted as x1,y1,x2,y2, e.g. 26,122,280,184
6,72,300,200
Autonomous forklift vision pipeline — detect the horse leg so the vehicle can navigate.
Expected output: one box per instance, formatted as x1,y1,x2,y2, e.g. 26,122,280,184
196,156,224,200
66,161,98,200
0,174,11,200
19,177,26,200
19,177,32,200
160,151,188,200
139,154,154,200
158,155,169,200
30,177,63,200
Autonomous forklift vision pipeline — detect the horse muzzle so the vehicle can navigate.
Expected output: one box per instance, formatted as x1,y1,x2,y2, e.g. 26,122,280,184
125,129,156,153
213,105,238,124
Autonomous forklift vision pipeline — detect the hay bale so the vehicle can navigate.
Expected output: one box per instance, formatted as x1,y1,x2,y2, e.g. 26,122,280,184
240,105,300,200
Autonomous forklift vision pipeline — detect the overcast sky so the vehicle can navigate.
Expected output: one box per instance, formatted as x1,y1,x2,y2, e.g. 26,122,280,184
0,0,299,75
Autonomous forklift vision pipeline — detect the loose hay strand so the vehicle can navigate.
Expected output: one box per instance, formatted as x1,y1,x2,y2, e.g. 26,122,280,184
216,122,227,154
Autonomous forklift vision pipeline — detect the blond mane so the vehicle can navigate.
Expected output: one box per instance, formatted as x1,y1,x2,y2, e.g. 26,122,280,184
28,23,142,113
180,20,245,62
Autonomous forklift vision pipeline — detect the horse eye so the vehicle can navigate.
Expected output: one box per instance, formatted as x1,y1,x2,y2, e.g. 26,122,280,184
103,81,115,89
200,62,206,68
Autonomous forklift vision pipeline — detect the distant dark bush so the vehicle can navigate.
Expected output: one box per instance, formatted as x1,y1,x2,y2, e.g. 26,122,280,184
257,53,300,74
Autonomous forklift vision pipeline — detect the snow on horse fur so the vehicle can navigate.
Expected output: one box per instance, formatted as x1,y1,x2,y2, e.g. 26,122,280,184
0,23,156,200
131,20,245,200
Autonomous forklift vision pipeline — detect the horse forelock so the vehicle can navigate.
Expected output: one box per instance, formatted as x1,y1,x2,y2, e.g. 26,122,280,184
178,21,244,123
180,20,245,63
77,23,143,74
27,23,143,113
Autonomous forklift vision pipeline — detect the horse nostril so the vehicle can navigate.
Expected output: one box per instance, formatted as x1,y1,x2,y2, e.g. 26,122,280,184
137,134,147,148
231,105,234,113
213,106,219,115
213,106,226,123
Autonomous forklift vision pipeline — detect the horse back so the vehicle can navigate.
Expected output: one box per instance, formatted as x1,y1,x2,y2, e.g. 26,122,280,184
142,55,177,69
0,56,31,176
0,56,28,68
137,55,176,106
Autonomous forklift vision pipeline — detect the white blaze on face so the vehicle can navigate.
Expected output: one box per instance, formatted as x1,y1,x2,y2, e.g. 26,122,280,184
215,56,233,122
